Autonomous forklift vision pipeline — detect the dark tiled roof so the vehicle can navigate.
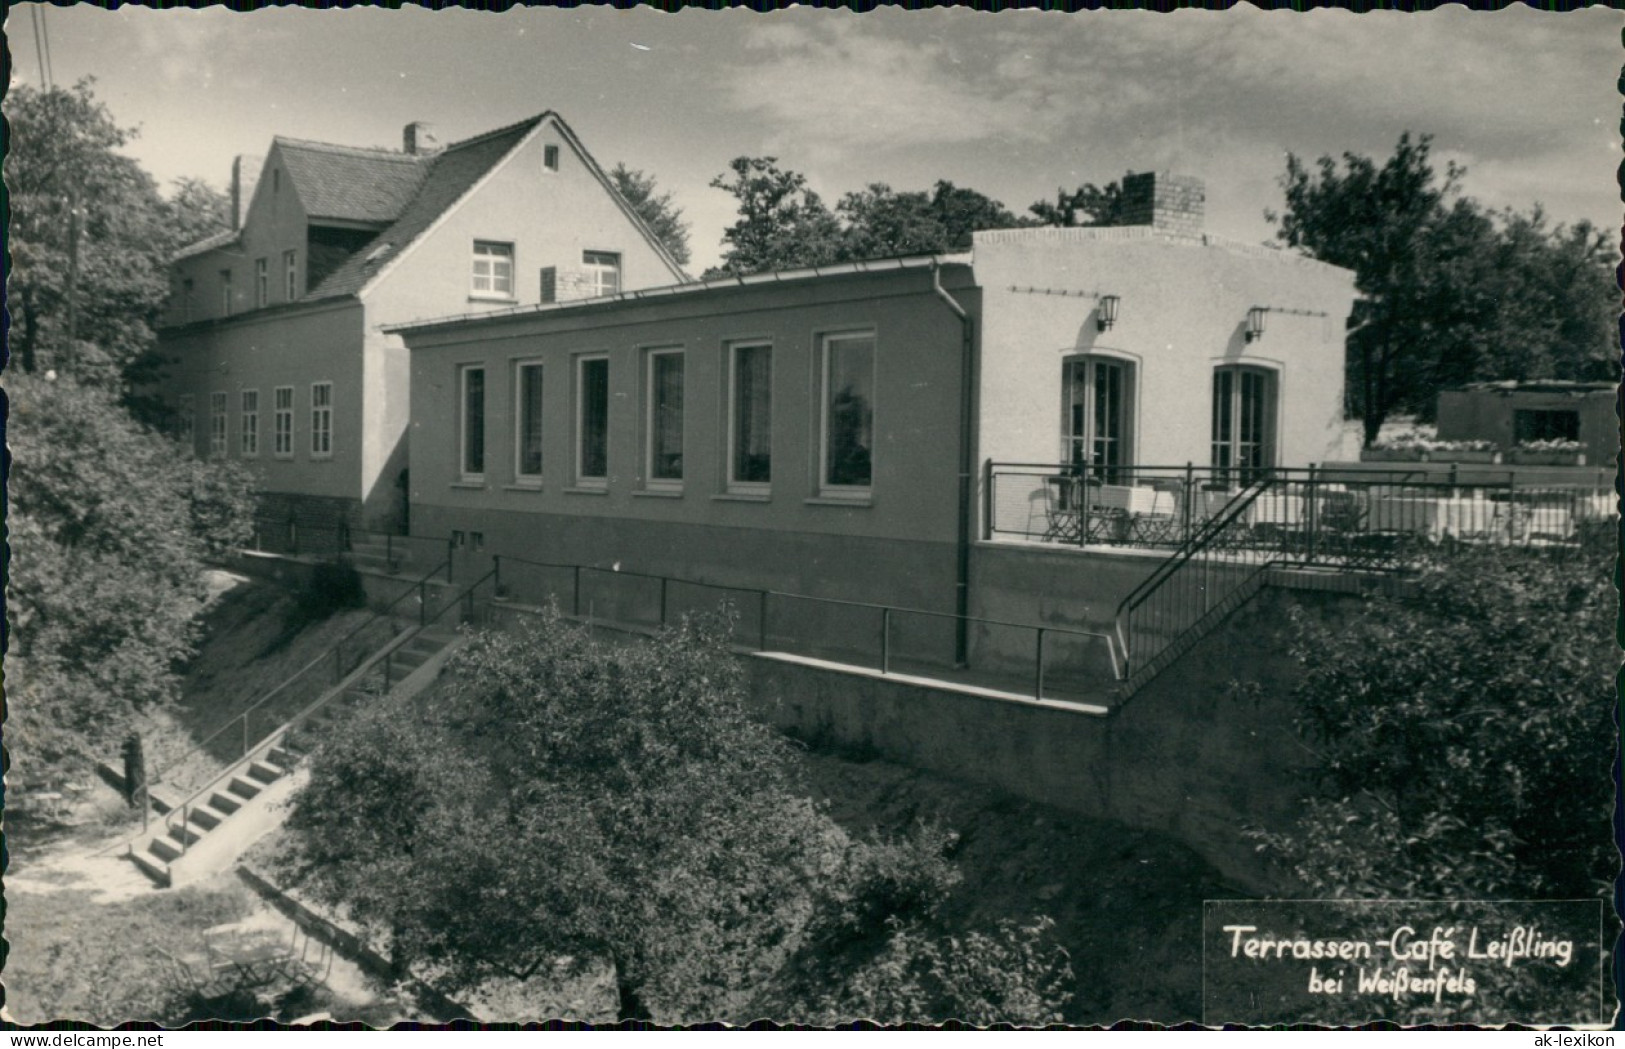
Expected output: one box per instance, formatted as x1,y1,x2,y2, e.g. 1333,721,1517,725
277,138,429,225
308,116,545,300
171,228,240,262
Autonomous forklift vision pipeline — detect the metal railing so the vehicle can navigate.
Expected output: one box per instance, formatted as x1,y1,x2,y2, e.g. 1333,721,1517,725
986,461,1615,563
490,555,1118,704
150,559,451,800
146,561,494,867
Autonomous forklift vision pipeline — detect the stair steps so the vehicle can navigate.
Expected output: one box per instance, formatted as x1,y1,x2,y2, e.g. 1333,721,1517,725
125,624,466,888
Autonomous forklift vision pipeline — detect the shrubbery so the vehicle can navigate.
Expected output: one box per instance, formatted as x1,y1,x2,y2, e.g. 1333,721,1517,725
1254,548,1614,899
283,608,1072,1023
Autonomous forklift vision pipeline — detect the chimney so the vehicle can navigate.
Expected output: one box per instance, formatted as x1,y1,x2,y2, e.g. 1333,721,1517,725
403,121,443,156
1120,171,1205,235
230,154,263,231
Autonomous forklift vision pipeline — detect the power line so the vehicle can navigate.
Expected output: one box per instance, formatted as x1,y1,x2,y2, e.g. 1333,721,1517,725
39,4,55,88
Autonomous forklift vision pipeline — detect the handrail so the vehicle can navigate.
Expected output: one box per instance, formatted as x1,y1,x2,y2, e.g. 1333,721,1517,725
494,554,1113,647
152,559,451,787
1109,474,1280,681
157,627,423,855
154,562,497,859
1111,474,1276,623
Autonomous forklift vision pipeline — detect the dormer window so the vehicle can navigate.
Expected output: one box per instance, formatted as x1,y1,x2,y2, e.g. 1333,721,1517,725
471,241,515,299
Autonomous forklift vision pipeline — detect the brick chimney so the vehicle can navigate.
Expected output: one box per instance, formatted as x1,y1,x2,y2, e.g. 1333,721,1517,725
230,154,263,231
1120,171,1205,235
403,121,443,156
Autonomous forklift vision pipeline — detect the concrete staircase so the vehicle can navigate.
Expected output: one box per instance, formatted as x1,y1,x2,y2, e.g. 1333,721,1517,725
128,625,463,888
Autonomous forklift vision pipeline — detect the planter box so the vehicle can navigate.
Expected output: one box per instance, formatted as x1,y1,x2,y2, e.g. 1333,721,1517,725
1509,449,1586,466
1427,449,1501,464
1360,448,1429,463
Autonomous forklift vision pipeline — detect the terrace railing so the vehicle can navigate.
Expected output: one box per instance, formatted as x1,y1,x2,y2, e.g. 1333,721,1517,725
985,461,1614,567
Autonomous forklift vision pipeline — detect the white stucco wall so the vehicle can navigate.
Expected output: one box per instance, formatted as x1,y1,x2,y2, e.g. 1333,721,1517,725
973,227,1357,471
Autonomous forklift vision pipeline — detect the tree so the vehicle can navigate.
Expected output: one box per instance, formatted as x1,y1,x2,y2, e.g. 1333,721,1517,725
283,610,1072,1023
1253,550,1615,900
836,181,1025,261
609,163,692,268
6,81,178,385
1270,133,1616,443
708,157,846,276
6,373,257,784
1029,180,1127,228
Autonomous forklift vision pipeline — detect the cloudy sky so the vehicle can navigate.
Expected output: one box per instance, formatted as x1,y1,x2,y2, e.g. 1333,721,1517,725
13,4,1621,273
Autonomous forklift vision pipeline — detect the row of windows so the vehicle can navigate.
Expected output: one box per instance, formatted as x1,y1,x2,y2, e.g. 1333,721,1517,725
455,333,876,497
471,243,621,301
177,383,332,460
1067,357,1278,483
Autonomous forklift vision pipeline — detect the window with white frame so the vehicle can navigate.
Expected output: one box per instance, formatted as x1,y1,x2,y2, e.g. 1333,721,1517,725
821,333,875,491
273,386,294,459
460,365,486,479
209,392,229,459
284,250,298,301
471,241,514,298
515,361,544,482
310,382,333,458
219,270,233,316
177,394,196,450
583,251,620,298
240,390,260,458
1064,356,1135,485
255,258,269,308
576,355,610,484
645,349,684,487
1211,365,1276,485
728,343,772,489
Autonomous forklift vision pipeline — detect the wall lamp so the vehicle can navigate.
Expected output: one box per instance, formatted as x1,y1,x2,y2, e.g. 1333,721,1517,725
1097,294,1121,332
1245,306,1269,343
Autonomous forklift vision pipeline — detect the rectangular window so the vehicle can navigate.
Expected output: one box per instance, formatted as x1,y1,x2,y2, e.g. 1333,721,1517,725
255,258,269,308
1212,366,1276,485
515,361,544,481
540,267,557,304
209,392,229,459
178,394,196,450
460,366,486,479
645,349,684,486
274,386,294,459
544,144,560,171
729,343,772,488
583,251,621,298
240,390,259,458
181,278,195,323
1065,357,1134,484
1514,408,1580,444
472,241,514,298
576,356,610,483
821,333,875,491
310,382,333,458
220,270,233,316
284,250,298,301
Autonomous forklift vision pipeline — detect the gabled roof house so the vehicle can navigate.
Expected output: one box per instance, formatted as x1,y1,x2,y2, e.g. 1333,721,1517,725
158,113,688,540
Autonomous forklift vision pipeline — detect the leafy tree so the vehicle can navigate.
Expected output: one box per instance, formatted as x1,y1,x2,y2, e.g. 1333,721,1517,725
1253,549,1614,900
708,157,846,276
6,373,257,784
609,162,692,268
283,610,1072,1023
1029,180,1127,228
1270,133,1615,443
836,181,1025,260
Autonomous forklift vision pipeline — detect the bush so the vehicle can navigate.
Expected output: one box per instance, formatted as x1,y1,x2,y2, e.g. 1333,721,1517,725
1254,549,1614,899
